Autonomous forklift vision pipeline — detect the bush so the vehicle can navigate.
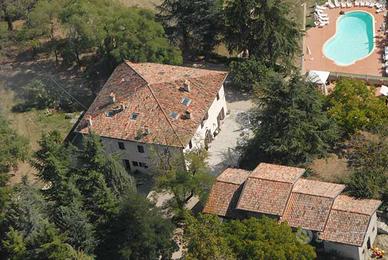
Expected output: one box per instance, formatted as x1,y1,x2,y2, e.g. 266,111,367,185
14,80,57,112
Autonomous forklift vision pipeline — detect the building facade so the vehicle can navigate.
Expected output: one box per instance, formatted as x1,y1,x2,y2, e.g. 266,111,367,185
75,61,228,174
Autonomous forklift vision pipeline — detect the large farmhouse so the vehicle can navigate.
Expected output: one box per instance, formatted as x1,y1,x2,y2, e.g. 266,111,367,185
204,163,381,260
75,61,228,173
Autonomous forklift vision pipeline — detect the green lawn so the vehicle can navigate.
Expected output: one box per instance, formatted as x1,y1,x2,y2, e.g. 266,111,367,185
0,82,74,183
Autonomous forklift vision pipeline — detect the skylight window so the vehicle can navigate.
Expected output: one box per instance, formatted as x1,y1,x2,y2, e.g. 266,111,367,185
130,112,139,120
170,111,179,119
105,111,114,117
181,97,192,106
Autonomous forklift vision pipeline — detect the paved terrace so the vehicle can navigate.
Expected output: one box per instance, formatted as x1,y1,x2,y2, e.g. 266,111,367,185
304,6,385,76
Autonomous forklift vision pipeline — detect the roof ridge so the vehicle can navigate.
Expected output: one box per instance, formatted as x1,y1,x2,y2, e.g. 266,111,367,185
125,62,185,147
290,190,337,199
331,207,372,217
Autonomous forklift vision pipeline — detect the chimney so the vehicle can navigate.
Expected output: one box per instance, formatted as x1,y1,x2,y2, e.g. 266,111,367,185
87,116,93,128
183,80,191,92
109,92,116,104
184,110,191,119
144,127,151,135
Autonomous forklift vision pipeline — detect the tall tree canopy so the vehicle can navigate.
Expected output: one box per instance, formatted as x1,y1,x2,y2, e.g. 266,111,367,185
158,0,223,59
346,131,388,207
0,115,28,222
240,73,339,168
6,131,177,259
327,78,388,135
97,193,177,260
184,213,316,260
223,0,301,66
25,0,182,68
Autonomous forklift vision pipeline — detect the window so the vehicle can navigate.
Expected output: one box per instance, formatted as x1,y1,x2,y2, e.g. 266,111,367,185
204,112,209,120
170,111,179,119
216,92,220,100
139,162,148,168
123,160,131,171
137,145,145,153
130,112,139,120
189,140,193,149
181,97,192,106
105,111,114,117
118,142,125,150
132,161,139,167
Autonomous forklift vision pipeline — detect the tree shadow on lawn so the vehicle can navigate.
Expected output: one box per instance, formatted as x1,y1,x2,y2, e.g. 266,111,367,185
0,59,97,111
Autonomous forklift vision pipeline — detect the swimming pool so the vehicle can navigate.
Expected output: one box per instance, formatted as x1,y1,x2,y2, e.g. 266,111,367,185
323,11,374,66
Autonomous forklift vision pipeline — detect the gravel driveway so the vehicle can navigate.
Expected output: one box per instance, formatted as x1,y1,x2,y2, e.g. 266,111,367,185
206,86,254,175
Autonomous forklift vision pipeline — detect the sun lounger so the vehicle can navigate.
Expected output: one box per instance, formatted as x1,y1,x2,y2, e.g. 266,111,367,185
368,0,375,7
314,21,326,27
327,0,336,8
316,4,328,10
335,0,341,7
315,13,330,21
355,0,360,6
347,0,353,7
315,10,329,17
360,0,366,6
341,0,347,7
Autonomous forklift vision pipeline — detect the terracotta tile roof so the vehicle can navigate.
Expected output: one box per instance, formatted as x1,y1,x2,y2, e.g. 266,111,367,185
281,180,345,231
236,178,293,216
320,210,371,246
203,169,250,217
332,195,382,215
320,195,381,246
76,62,228,147
216,168,251,185
281,193,334,231
250,163,305,183
292,179,345,198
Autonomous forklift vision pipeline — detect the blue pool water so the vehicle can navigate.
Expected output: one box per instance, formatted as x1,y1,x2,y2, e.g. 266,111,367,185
323,11,374,66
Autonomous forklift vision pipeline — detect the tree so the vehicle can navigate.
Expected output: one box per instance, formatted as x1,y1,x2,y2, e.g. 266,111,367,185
153,149,214,220
0,115,28,222
183,213,316,260
26,0,64,63
1,179,79,260
0,0,36,31
327,78,388,135
78,133,135,197
183,212,235,260
346,131,388,206
240,73,339,168
229,58,271,91
97,193,177,260
100,7,182,69
224,217,316,259
223,0,301,67
13,79,57,111
158,0,222,59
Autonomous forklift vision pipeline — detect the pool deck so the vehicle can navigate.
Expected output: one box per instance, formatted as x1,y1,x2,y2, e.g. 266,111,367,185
304,6,386,77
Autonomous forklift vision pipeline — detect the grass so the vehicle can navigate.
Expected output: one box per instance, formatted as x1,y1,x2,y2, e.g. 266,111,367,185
0,82,74,183
119,0,162,10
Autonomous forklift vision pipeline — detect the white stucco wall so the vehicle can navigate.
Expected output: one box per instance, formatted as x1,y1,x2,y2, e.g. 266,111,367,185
323,212,378,260
184,85,228,152
100,137,183,174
